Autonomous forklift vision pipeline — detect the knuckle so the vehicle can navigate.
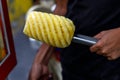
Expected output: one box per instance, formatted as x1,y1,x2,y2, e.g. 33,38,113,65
101,49,108,54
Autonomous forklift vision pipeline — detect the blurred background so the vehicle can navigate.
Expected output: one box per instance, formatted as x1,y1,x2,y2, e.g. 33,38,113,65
5,0,62,80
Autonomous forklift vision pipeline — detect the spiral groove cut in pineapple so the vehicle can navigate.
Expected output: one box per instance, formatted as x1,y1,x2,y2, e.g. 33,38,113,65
23,11,75,48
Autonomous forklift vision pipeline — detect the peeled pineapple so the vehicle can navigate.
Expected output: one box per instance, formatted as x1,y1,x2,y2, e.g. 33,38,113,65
23,11,75,48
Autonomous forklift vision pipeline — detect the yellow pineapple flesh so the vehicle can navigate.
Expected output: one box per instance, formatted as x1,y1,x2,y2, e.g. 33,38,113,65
23,11,75,48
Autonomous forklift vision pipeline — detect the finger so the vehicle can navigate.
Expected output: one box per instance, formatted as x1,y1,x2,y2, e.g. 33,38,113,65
94,31,107,39
94,34,102,39
29,64,44,80
107,51,120,60
90,41,103,53
96,47,109,55
90,36,107,53
90,46,99,53
107,55,119,60
41,74,51,80
90,42,100,52
42,65,49,75
40,65,50,80
40,74,49,80
106,52,118,60
107,56,113,60
96,49,104,55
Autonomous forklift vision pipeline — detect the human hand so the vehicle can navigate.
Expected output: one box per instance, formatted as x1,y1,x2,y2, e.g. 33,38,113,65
53,5,67,16
90,28,120,60
28,63,51,80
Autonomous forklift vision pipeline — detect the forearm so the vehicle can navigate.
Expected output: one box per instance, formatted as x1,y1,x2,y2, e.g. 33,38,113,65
33,43,55,65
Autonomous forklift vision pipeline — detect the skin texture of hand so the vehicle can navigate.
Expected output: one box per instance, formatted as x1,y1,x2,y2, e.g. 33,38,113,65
28,44,54,80
53,6,67,16
53,0,68,16
29,63,50,80
90,28,120,60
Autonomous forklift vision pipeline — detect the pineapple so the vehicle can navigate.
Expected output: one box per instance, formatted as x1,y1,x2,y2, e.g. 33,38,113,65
23,11,75,48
